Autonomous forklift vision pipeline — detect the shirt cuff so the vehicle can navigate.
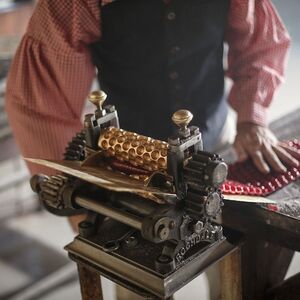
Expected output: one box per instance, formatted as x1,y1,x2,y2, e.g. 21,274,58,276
235,101,269,127
228,75,274,127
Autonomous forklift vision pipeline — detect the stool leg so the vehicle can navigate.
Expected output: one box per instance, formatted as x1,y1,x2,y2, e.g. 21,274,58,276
116,284,174,300
240,239,294,300
77,264,103,300
219,248,242,300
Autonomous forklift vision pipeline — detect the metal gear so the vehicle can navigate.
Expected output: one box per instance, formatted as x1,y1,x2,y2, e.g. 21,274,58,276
183,151,226,220
183,151,228,188
39,175,69,210
64,130,86,161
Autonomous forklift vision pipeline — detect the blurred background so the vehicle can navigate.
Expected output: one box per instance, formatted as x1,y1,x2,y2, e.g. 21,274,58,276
0,0,299,299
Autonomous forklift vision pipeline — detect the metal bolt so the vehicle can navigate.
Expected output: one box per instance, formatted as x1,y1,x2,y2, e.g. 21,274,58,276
124,236,138,248
158,225,169,241
78,221,95,238
193,221,204,234
103,240,119,252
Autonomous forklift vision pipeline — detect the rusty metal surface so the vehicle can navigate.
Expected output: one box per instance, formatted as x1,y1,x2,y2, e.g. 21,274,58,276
65,219,239,299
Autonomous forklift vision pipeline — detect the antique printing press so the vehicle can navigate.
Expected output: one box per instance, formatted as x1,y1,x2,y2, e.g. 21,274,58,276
28,90,300,299
28,90,235,298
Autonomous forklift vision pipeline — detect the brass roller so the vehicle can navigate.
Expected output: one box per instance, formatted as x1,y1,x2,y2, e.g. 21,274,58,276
98,109,194,172
98,127,168,172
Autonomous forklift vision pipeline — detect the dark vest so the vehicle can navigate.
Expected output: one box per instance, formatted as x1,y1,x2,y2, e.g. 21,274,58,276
90,0,230,150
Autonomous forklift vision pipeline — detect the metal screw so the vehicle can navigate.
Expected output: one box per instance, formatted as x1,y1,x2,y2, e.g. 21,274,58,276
193,221,204,234
103,240,119,252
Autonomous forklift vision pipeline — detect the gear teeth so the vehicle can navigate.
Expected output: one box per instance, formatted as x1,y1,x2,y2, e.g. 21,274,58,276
183,159,206,186
183,151,225,219
40,175,69,208
184,151,227,188
64,130,86,161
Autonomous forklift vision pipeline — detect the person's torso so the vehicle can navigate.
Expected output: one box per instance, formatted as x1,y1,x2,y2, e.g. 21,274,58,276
90,0,230,148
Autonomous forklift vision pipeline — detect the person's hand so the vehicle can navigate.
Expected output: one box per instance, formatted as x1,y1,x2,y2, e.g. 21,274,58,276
233,122,300,173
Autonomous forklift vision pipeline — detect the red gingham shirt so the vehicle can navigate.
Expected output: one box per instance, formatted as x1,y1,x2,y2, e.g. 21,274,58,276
5,0,291,174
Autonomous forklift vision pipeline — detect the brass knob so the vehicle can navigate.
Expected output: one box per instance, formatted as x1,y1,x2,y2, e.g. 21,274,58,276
88,90,107,110
172,109,193,131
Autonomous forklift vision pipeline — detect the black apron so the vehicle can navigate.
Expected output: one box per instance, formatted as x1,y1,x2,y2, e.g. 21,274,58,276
90,0,230,150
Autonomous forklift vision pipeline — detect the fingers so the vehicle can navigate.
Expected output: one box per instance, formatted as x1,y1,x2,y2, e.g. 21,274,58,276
250,150,270,174
251,143,300,174
279,142,300,160
234,124,300,174
273,145,299,167
262,143,287,173
233,139,248,162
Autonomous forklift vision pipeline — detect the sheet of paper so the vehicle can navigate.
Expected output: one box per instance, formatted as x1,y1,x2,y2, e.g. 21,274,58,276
25,158,175,203
223,194,276,204
26,157,276,204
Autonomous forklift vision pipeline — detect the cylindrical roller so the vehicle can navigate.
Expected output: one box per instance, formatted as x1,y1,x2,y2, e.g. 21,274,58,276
75,195,143,230
99,127,168,172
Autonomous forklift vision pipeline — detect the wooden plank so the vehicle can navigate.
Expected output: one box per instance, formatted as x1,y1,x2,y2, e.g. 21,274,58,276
219,249,242,300
77,264,103,300
220,202,300,251
240,238,294,300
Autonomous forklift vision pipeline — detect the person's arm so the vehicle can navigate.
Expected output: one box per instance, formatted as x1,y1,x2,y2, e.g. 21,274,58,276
5,0,101,175
226,0,299,173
